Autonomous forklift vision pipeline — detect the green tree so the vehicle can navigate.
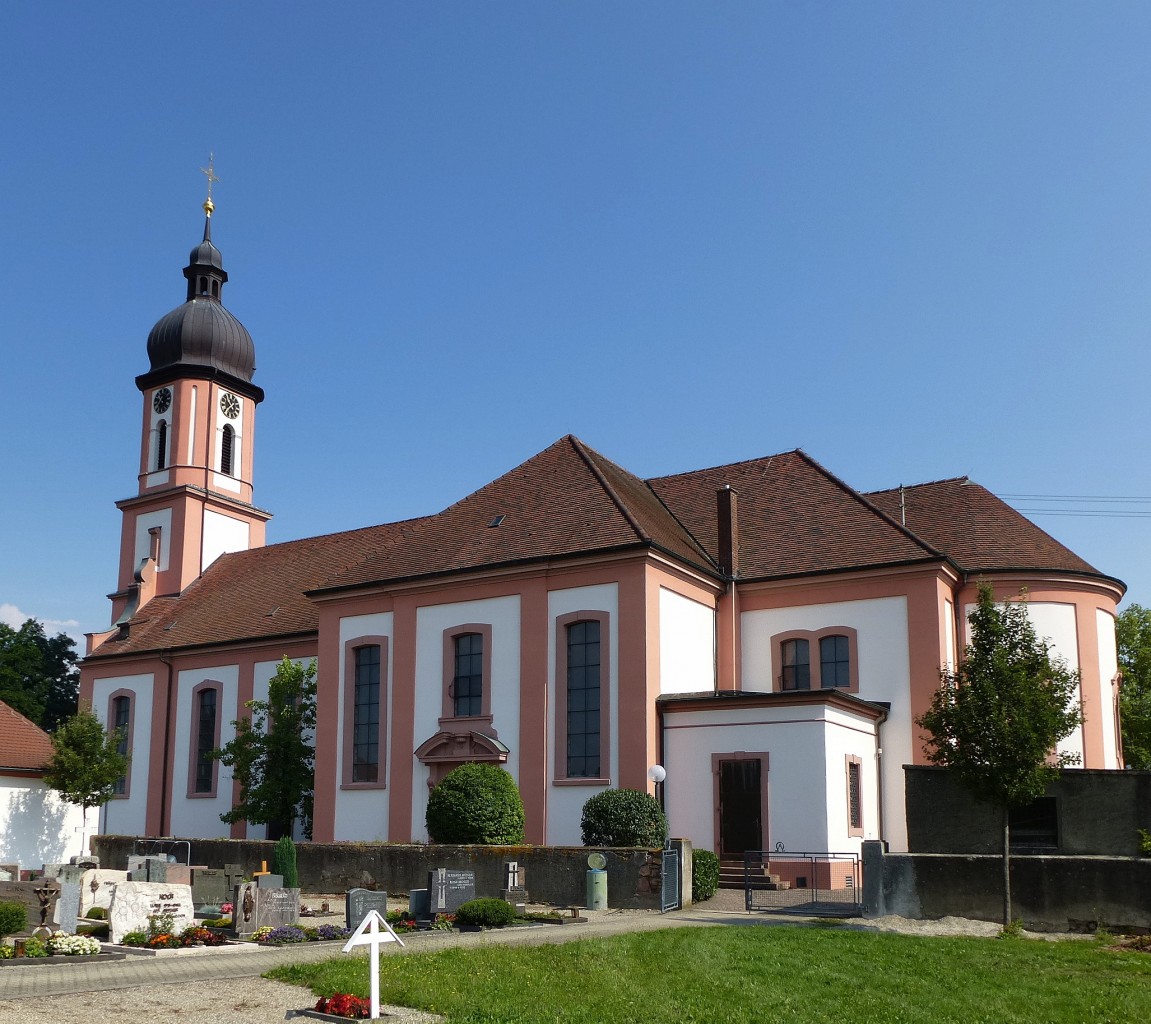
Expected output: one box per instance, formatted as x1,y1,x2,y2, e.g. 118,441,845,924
42,709,129,855
425,763,525,844
917,584,1082,927
0,619,79,731
213,657,317,840
1117,603,1151,770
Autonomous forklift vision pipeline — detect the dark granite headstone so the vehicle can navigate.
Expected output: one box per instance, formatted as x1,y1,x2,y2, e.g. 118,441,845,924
232,882,300,937
191,868,227,907
408,888,430,923
256,873,284,888
428,868,475,915
345,888,389,931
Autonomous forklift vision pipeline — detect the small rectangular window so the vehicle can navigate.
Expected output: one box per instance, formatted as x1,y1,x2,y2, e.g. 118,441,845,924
847,760,862,832
781,638,811,690
820,634,851,688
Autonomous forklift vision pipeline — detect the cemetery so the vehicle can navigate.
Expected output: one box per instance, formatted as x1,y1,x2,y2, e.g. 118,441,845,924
0,837,666,966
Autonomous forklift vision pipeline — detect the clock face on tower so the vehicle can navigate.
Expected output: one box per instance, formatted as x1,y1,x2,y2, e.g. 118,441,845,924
153,387,172,414
220,392,240,419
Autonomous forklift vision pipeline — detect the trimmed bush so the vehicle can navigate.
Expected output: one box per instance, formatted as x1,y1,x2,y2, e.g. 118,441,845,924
692,849,720,902
426,763,525,844
455,898,517,928
580,788,667,847
272,835,299,889
85,906,108,920
0,902,26,938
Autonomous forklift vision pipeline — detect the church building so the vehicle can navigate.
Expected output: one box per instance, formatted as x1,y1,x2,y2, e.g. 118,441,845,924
79,199,1126,859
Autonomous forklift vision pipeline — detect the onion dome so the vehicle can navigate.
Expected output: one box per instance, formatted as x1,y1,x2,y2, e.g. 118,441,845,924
141,197,259,396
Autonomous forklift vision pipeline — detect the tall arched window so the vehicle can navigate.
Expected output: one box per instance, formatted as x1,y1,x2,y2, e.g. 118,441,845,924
221,424,235,475
156,419,168,471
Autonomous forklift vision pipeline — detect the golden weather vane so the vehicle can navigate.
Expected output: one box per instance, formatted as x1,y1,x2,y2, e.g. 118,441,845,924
200,153,220,216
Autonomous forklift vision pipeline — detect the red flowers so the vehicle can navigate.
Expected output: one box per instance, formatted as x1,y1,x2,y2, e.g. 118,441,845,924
315,993,372,1019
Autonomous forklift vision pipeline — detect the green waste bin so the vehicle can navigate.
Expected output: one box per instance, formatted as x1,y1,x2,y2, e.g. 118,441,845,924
586,868,607,910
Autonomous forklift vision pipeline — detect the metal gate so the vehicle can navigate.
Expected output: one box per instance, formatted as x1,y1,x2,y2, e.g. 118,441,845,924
744,847,861,916
661,843,681,912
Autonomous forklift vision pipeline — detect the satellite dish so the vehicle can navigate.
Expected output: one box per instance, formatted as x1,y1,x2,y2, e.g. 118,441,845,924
587,852,607,870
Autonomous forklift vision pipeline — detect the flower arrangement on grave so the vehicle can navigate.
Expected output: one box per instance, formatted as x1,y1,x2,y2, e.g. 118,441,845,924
262,925,308,945
385,909,417,933
220,901,234,915
314,993,372,1019
180,925,228,947
314,923,351,941
21,937,48,958
250,925,275,941
431,913,456,932
46,933,101,956
0,945,13,960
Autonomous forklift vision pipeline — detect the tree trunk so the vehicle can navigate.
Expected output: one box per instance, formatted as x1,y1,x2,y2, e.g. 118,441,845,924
1002,804,1012,928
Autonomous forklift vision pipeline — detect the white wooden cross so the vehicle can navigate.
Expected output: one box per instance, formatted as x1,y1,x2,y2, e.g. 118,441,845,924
342,908,405,1020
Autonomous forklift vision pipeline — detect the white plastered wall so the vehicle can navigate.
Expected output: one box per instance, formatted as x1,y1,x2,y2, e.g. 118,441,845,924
546,583,619,846
169,664,240,839
741,595,911,850
965,601,1085,764
0,777,86,870
90,672,154,837
410,596,521,842
202,509,249,572
133,509,172,572
658,587,715,694
333,612,393,841
661,703,879,855
1097,608,1120,769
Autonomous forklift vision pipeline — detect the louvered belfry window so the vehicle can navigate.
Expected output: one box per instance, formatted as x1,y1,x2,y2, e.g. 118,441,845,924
221,424,235,475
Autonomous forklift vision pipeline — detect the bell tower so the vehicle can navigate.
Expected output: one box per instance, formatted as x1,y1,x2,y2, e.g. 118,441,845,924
104,164,271,632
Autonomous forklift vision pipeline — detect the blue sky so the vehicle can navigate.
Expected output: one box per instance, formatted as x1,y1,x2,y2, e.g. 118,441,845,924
4,2,1149,645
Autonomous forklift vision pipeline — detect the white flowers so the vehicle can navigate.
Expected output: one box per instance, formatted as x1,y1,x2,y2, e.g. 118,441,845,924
47,932,101,956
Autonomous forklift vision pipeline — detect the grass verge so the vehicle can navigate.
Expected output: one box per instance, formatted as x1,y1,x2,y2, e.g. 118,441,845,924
267,924,1151,1023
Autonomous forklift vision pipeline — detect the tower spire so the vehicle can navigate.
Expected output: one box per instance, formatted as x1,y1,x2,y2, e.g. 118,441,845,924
199,153,220,237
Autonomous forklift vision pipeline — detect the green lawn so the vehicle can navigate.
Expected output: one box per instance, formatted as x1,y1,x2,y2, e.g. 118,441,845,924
268,924,1151,1023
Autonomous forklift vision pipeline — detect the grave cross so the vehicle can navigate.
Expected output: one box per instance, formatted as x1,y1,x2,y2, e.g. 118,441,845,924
342,909,405,1020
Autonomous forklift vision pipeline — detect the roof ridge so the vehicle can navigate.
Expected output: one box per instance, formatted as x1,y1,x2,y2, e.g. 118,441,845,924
568,436,651,543
791,451,948,562
866,475,972,496
646,448,804,483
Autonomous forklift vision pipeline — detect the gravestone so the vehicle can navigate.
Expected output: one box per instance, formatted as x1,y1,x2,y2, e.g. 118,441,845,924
165,864,192,886
345,887,389,931
79,869,128,916
256,873,284,888
190,868,227,908
0,864,18,883
108,882,194,943
232,882,300,937
428,868,475,916
53,882,81,934
223,863,244,891
0,880,48,924
127,856,170,882
501,860,528,913
408,888,430,924
56,864,88,885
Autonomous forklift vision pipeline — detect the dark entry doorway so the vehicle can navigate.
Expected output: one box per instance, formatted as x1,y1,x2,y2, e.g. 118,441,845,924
718,758,762,858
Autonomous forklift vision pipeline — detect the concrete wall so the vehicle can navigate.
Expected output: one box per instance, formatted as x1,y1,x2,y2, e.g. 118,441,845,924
905,766,1151,857
91,835,689,910
862,840,1151,932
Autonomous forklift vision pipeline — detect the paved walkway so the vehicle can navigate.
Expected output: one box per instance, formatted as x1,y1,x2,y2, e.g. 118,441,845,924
0,895,768,1000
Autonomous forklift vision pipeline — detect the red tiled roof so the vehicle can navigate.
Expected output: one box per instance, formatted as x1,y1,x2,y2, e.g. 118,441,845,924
86,518,432,659
648,450,939,579
85,437,1117,662
0,700,53,772
865,478,1101,576
326,436,712,591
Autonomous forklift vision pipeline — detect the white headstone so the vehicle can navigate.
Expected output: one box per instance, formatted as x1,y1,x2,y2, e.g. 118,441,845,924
79,869,129,916
53,882,82,934
108,882,195,943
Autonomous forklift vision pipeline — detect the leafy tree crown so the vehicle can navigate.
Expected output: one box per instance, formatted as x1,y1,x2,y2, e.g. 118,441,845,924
43,709,129,812
917,584,1082,810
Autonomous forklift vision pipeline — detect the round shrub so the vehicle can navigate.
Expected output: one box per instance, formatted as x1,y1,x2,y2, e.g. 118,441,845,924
455,898,517,928
580,788,667,847
0,902,26,939
692,849,720,902
426,763,525,844
85,906,108,920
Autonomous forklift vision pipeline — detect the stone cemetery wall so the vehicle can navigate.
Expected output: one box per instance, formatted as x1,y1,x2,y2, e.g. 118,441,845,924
93,835,690,909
